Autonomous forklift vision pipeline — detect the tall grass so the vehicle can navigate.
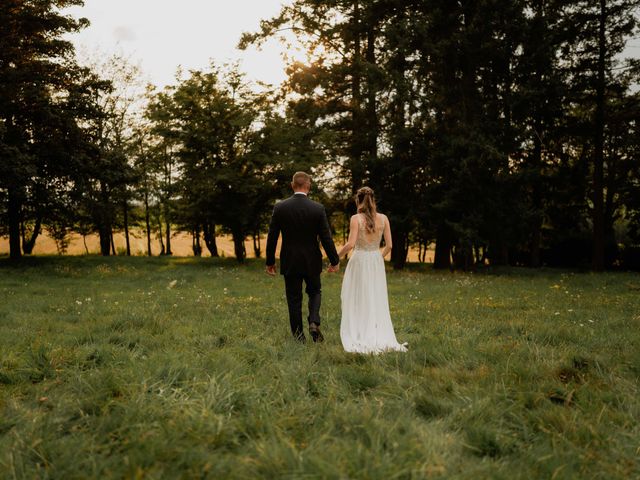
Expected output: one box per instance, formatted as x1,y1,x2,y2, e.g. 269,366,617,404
0,256,639,478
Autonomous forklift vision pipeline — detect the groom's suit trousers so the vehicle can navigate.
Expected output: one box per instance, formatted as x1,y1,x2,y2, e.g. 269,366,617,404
284,273,322,337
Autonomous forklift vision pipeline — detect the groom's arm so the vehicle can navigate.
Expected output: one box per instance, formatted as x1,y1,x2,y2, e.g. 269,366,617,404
266,206,280,268
319,207,339,266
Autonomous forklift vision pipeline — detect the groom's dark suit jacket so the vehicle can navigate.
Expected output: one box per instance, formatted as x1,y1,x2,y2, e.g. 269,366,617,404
266,194,339,276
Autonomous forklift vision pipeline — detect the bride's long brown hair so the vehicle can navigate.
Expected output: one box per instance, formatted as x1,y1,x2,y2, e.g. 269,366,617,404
356,187,377,233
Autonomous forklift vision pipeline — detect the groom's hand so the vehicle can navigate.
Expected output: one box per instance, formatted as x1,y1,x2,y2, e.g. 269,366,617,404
327,263,340,273
266,265,276,276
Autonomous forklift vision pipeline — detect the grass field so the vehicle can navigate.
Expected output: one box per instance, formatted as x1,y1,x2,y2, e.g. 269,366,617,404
0,256,639,479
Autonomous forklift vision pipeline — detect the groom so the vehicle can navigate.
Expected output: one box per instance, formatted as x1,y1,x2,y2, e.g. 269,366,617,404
266,172,340,342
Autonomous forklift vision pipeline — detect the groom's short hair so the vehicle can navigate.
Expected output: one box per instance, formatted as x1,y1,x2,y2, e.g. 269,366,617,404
292,171,312,189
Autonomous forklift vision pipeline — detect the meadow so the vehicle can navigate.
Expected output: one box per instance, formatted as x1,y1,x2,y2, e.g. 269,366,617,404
0,256,639,479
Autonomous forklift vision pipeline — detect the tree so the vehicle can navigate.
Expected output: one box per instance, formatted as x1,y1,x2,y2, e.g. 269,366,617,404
561,0,640,269
145,88,180,256
131,121,160,256
148,64,284,261
240,0,386,197
509,0,571,267
0,0,91,259
71,53,143,256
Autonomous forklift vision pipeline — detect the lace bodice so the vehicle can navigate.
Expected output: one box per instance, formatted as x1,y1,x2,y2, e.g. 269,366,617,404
354,214,384,252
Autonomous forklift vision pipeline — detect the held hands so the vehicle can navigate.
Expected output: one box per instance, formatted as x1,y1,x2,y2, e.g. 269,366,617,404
267,264,338,275
327,263,340,273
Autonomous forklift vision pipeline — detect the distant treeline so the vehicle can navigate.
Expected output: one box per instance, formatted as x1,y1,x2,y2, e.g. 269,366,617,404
1,0,639,270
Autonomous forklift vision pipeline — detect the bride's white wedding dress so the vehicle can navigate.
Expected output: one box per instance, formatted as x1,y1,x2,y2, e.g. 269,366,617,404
340,214,408,354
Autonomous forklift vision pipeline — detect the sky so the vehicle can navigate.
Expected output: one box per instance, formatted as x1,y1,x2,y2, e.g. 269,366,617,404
64,1,638,90
64,0,297,88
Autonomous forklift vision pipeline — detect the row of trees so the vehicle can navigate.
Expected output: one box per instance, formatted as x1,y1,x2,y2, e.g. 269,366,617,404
0,1,312,262
241,0,640,270
1,0,639,270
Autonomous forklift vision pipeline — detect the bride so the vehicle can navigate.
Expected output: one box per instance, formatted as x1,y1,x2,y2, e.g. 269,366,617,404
337,187,407,354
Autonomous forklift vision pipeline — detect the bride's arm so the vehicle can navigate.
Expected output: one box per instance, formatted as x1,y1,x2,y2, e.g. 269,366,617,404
338,215,359,259
381,214,393,258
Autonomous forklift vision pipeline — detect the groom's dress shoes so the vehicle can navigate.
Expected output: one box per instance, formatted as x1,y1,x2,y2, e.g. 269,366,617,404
309,323,324,343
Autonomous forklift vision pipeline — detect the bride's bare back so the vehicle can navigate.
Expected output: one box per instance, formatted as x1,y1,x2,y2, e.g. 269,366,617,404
353,213,393,258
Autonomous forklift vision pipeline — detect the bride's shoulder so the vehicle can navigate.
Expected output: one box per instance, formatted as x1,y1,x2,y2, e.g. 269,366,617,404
350,214,365,227
377,212,389,226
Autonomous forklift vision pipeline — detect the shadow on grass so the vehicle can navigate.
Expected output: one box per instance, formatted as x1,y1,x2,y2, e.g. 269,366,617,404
0,254,252,273
396,261,598,278
2,254,633,279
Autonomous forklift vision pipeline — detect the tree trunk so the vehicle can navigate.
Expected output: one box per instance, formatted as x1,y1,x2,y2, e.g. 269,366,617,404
157,219,165,256
592,0,606,271
99,182,111,256
8,187,22,260
203,223,219,257
474,244,482,266
232,230,246,262
530,222,542,268
192,227,202,257
390,228,408,270
530,123,543,268
252,231,261,258
604,163,619,267
165,219,172,256
343,213,349,245
490,241,509,266
365,23,378,166
453,242,474,271
22,215,42,255
350,0,365,192
110,230,116,255
144,191,152,256
83,235,89,255
98,225,111,256
604,223,617,268
529,3,546,268
433,224,452,270
123,199,131,256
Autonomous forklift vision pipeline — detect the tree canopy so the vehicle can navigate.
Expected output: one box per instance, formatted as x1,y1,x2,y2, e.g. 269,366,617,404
1,0,639,270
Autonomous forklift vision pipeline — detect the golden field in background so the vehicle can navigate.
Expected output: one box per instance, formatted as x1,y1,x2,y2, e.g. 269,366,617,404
0,230,433,262
1,231,261,258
